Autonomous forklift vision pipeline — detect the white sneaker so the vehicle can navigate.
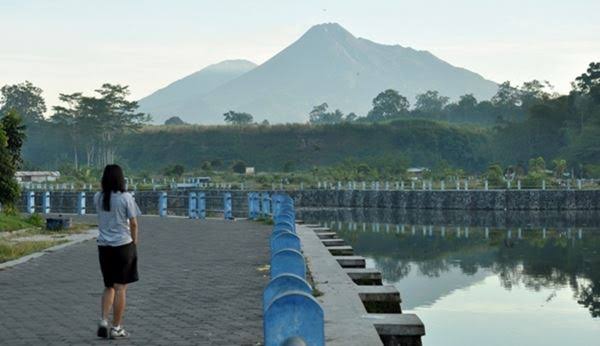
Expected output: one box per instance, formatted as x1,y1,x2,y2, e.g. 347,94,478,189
110,326,129,339
97,319,109,338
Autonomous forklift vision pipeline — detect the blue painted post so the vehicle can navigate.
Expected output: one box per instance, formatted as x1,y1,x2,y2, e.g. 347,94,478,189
270,249,306,279
188,192,197,219
197,192,206,219
42,191,50,214
264,292,325,346
224,192,233,220
159,192,167,217
248,193,255,219
27,191,35,214
262,193,271,217
263,273,312,311
77,192,86,215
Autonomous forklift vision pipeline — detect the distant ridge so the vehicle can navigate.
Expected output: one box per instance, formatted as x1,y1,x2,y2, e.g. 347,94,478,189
138,59,257,123
140,23,498,124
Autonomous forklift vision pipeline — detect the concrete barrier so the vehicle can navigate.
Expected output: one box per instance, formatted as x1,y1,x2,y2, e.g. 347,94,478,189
271,232,301,253
264,193,324,345
264,291,324,346
263,274,312,311
271,249,306,280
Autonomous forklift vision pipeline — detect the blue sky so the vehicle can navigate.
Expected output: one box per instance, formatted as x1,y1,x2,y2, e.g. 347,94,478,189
1,0,599,110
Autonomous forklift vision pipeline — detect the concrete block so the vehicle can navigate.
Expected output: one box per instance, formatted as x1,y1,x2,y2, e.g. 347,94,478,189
328,246,354,256
321,239,345,247
344,268,383,285
316,232,338,240
336,256,366,268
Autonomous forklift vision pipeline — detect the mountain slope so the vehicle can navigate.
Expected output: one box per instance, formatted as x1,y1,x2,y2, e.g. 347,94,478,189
138,59,257,123
141,23,498,124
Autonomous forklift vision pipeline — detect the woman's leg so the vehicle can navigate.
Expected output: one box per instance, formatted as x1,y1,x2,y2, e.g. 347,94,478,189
112,284,128,326
101,287,115,320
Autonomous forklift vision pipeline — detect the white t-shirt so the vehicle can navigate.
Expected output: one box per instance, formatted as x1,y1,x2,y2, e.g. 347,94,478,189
94,191,142,246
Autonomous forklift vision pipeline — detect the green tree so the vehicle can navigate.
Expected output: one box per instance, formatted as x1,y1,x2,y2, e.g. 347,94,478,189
575,62,600,103
552,159,567,178
0,81,47,124
492,81,521,107
283,161,295,172
201,161,212,172
164,116,186,125
231,160,247,174
164,164,185,177
485,163,504,187
95,84,150,165
223,111,253,125
0,110,26,169
0,124,20,211
414,90,449,116
367,89,409,121
210,158,223,169
308,103,346,124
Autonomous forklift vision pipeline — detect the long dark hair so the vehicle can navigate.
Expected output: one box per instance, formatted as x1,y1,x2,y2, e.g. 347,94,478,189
101,164,126,211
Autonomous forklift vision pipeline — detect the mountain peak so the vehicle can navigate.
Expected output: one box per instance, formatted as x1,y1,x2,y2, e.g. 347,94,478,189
303,22,355,40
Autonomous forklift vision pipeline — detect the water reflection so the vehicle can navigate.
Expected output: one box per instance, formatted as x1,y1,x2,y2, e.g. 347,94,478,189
298,209,600,345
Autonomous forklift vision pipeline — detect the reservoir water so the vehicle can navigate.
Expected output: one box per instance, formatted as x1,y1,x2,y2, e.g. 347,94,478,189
298,208,600,346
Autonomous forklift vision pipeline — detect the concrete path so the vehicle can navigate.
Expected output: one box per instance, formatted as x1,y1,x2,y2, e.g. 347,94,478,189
0,216,271,345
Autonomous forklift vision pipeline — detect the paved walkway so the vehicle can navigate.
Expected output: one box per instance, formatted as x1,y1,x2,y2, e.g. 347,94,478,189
0,216,271,345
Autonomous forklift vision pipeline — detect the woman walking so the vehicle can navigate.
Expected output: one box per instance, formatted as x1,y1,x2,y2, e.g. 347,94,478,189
95,164,141,339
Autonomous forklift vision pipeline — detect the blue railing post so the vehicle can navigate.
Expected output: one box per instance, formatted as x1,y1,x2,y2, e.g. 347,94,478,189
77,192,86,215
224,192,233,220
42,191,50,214
248,192,254,219
27,191,35,214
262,192,271,217
159,192,167,217
188,192,197,219
197,192,206,219
248,192,260,220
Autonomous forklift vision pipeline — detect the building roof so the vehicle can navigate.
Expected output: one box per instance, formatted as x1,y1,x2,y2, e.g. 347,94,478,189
15,171,61,177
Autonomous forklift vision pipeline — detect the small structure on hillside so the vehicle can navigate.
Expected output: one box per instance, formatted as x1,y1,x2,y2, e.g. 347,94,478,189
406,167,429,180
245,167,255,175
15,171,61,183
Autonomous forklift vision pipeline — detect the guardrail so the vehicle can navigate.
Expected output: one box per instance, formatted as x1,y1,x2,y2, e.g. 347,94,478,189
263,194,324,346
19,190,270,220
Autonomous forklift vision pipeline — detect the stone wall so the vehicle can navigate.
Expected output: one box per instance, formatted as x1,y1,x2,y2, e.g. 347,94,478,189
289,189,600,210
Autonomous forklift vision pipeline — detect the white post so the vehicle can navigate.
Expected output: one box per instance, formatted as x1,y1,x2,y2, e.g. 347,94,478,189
440,180,445,191
517,180,521,190
542,180,546,190
484,180,489,191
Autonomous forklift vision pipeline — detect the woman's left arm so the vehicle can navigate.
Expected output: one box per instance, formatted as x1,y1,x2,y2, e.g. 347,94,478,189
130,217,138,245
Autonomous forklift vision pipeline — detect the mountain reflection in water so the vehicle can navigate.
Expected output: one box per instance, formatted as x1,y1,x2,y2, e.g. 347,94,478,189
298,208,600,346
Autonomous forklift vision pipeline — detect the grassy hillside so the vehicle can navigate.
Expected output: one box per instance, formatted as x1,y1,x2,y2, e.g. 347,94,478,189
117,119,489,172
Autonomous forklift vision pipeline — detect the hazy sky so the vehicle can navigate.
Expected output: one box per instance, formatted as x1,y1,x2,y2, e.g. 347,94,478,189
1,0,599,112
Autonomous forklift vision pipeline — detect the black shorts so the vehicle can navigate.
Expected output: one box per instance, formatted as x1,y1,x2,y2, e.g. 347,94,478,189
98,242,139,288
